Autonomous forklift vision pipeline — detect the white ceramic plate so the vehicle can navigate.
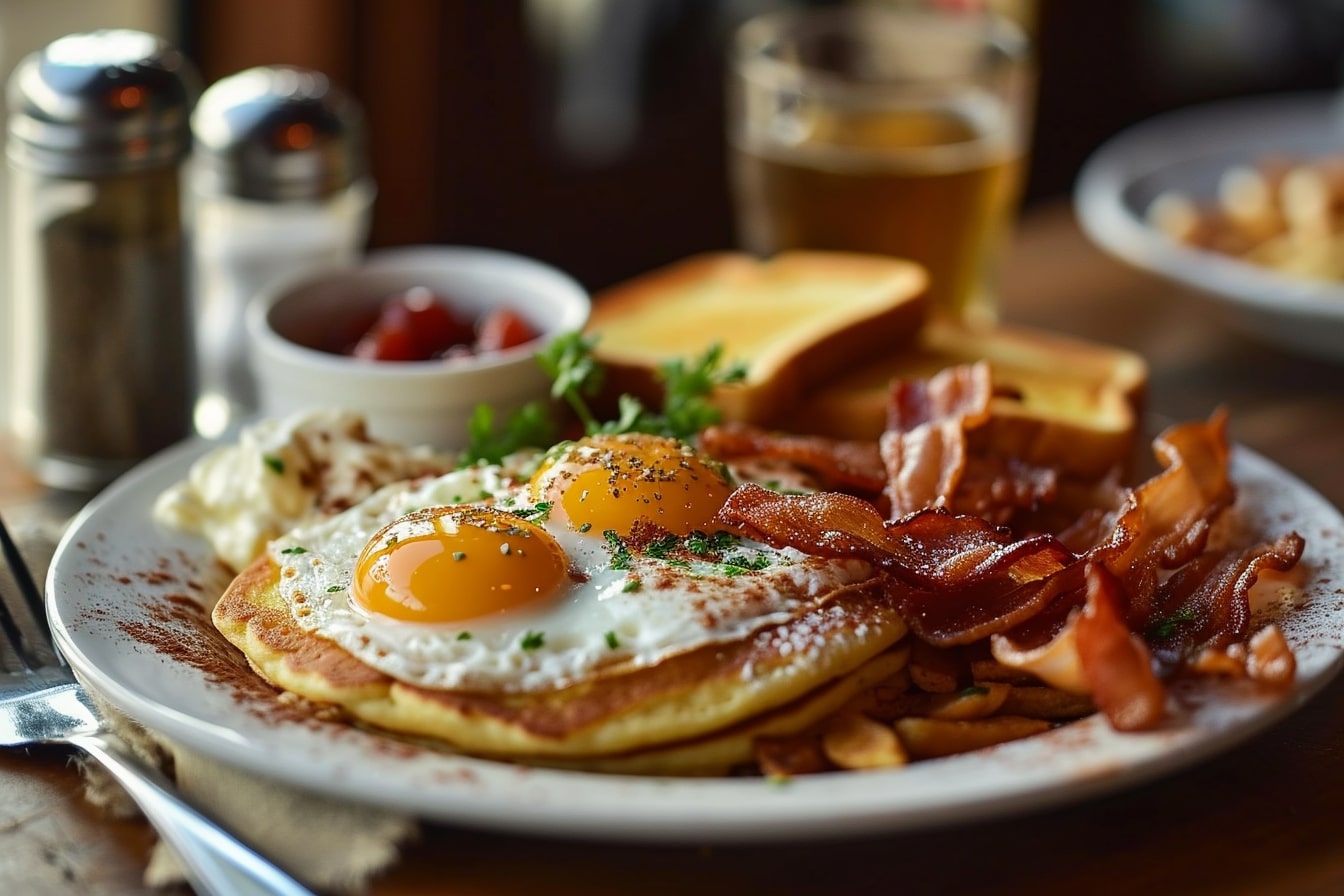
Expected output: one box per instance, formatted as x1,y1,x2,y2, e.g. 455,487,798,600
46,437,1344,843
1074,90,1344,362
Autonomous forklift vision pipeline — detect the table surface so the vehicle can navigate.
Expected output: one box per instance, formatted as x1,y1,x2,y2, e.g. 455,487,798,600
5,201,1344,895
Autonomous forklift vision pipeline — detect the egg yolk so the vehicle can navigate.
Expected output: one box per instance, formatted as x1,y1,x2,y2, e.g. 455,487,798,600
530,432,733,538
351,506,568,623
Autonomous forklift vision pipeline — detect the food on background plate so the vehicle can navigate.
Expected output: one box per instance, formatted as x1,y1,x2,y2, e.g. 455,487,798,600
1147,154,1344,282
159,250,1308,777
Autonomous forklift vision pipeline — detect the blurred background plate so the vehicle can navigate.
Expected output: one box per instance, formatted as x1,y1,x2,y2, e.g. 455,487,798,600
1074,91,1344,362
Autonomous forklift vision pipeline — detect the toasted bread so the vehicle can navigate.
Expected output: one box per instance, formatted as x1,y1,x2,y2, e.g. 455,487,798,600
586,251,929,426
791,316,1148,479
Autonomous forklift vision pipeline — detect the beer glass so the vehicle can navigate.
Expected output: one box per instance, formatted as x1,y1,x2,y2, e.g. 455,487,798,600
728,6,1034,323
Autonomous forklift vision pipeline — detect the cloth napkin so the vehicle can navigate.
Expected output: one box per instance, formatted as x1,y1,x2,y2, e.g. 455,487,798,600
80,692,419,893
10,511,418,893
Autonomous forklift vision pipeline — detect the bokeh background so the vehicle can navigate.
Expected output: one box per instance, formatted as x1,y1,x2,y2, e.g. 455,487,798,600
3,0,1344,294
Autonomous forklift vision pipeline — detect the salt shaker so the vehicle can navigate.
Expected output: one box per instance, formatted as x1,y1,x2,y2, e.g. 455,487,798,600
6,30,199,491
189,65,374,437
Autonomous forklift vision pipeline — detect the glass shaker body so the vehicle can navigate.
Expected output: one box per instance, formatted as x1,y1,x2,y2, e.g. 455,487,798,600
5,30,198,491
190,176,373,436
188,65,373,438
8,164,193,490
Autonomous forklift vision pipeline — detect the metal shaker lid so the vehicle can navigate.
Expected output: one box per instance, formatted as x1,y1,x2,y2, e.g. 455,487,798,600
6,29,198,176
191,65,367,202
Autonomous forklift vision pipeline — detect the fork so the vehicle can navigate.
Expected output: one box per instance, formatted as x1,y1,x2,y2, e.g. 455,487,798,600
0,512,316,896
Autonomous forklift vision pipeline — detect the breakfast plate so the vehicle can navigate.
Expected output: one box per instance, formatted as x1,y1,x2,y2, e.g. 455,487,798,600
47,437,1344,843
1074,90,1344,362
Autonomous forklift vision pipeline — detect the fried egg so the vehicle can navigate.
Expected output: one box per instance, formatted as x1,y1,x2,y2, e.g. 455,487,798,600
268,432,876,693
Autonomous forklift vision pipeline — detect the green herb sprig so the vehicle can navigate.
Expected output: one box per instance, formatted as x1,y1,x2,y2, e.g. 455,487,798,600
460,331,746,464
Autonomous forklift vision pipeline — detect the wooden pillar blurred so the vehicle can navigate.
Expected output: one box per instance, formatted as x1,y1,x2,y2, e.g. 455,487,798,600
185,0,443,248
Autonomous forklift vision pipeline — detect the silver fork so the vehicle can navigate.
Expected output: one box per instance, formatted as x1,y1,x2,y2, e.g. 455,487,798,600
0,512,317,896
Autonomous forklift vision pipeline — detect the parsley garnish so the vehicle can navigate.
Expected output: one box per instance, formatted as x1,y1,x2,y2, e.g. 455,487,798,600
520,631,545,650
457,631,472,641
622,576,642,593
461,401,558,466
262,454,285,474
326,585,343,593
510,502,553,522
643,534,682,559
685,530,739,557
1147,607,1197,641
605,631,620,649
605,530,633,570
280,545,307,555
459,331,747,463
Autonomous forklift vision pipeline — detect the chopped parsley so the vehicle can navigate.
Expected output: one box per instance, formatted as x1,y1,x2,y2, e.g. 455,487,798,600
460,331,747,464
262,454,285,474
509,502,553,522
622,576,642,593
605,530,633,570
279,545,307,555
456,631,472,641
520,630,546,650
605,631,620,649
1147,607,1198,641
452,551,467,562
326,585,343,593
643,534,682,559
460,401,558,466
685,530,739,557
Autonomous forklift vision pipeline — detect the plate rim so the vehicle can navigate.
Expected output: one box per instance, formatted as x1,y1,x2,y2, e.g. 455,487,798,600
45,436,1344,843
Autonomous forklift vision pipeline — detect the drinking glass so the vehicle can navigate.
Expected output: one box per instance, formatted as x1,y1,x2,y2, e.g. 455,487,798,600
727,6,1035,323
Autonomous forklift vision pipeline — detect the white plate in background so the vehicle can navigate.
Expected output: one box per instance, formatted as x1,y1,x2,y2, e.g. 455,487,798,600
1075,91,1344,362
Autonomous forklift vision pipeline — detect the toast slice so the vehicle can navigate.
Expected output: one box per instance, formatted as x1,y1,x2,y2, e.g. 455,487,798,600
791,316,1149,479
586,251,929,426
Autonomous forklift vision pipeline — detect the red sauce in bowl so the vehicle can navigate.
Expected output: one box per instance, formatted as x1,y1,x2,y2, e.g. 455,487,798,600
326,287,539,361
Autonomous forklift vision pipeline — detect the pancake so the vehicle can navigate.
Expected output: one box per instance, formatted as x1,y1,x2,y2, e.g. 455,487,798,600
212,555,908,766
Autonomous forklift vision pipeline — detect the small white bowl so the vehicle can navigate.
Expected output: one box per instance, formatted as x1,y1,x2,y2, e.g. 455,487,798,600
246,245,590,450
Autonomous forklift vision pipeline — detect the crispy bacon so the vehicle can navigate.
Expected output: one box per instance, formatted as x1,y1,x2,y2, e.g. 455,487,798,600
713,483,1078,645
882,363,992,516
1146,533,1305,670
711,406,1305,732
881,362,1062,525
1075,562,1167,731
1091,411,1237,609
697,422,886,495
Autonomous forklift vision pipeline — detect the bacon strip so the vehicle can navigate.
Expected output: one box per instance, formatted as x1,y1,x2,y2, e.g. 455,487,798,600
881,363,993,516
1146,533,1305,670
697,422,886,494
1091,410,1237,614
713,483,1077,645
1075,563,1167,731
713,409,1304,731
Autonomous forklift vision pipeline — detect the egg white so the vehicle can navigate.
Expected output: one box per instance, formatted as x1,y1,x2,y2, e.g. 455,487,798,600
268,462,876,693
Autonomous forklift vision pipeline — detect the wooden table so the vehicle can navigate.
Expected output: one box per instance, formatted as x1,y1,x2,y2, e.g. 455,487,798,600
5,202,1344,895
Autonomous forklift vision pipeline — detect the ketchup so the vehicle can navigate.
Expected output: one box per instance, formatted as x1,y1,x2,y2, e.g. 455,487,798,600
347,287,538,361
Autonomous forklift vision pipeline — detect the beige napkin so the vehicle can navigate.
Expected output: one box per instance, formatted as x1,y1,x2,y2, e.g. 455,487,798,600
81,689,419,893
5,510,418,894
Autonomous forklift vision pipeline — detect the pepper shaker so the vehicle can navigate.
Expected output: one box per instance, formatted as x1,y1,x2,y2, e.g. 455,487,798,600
189,65,374,437
6,29,199,491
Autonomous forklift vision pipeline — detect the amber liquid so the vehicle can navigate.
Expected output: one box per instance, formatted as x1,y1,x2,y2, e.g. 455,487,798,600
731,101,1023,320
